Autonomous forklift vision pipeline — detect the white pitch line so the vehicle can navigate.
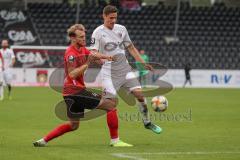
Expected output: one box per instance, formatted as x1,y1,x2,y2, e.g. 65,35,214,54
111,151,240,160
111,153,146,160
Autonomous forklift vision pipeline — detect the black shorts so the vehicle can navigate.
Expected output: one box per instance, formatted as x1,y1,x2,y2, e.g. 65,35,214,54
63,89,101,119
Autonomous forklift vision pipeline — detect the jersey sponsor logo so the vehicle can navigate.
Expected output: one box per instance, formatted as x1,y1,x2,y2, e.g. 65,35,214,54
8,30,36,45
103,41,132,51
104,42,118,51
68,55,75,63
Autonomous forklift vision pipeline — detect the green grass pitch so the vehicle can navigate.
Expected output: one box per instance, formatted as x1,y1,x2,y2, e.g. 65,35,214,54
0,87,240,160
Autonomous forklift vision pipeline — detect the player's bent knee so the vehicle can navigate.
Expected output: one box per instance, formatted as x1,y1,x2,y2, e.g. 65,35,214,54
97,98,117,111
69,122,80,130
108,98,117,107
137,97,145,103
132,91,145,101
136,94,145,102
71,124,79,130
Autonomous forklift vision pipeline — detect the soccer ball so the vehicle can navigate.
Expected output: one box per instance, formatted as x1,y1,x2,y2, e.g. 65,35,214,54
151,96,168,112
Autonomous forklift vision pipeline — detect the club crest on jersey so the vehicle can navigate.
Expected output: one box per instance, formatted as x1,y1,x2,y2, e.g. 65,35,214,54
68,55,75,63
118,32,122,38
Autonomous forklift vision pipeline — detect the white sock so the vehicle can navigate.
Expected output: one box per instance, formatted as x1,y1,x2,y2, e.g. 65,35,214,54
111,137,119,144
138,98,151,125
39,138,47,144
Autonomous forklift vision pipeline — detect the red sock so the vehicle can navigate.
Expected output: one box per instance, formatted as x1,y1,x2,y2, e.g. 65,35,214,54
107,109,119,139
44,123,73,142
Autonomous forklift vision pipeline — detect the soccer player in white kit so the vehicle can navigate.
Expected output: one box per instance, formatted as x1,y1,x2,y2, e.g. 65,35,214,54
0,51,4,100
0,40,16,100
90,5,162,147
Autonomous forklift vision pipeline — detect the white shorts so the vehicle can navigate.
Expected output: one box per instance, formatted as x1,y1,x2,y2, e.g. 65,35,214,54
101,71,141,98
3,70,13,84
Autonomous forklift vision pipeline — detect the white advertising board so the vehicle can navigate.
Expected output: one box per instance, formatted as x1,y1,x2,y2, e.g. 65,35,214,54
9,68,240,88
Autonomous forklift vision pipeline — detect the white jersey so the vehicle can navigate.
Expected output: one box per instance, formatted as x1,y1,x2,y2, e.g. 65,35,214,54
0,48,15,70
90,24,133,75
90,24,141,98
90,24,132,56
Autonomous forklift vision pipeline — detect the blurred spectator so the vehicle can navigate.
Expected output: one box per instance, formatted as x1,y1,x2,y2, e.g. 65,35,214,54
120,0,141,11
135,50,149,87
183,62,192,88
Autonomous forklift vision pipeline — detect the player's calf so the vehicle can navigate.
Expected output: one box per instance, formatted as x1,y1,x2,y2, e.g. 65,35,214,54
33,122,78,147
131,88,162,134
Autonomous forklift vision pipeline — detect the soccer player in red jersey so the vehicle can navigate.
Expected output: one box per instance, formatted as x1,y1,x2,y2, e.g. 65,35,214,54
33,24,131,147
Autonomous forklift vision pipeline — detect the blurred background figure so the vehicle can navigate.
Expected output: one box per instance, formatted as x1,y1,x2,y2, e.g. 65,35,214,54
135,50,149,87
0,40,16,100
183,62,192,88
0,51,4,101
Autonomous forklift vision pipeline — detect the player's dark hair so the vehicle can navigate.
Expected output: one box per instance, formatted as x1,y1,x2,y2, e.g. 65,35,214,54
103,5,118,15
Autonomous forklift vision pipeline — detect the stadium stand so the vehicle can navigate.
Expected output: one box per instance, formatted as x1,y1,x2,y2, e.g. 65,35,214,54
1,2,240,69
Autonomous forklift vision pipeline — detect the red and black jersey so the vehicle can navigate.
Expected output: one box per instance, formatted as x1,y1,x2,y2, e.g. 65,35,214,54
63,45,90,96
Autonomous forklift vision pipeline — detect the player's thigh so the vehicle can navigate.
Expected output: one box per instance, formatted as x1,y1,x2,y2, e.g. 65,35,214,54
97,98,117,111
123,78,145,101
64,95,85,120
77,89,102,110
122,76,142,94
102,76,118,99
131,88,145,100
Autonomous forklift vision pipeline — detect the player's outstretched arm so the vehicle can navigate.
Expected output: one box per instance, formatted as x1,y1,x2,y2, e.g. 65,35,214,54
68,64,88,79
68,52,113,79
127,44,154,71
90,50,114,61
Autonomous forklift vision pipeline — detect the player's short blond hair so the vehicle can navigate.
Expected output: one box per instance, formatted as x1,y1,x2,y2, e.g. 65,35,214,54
67,24,86,37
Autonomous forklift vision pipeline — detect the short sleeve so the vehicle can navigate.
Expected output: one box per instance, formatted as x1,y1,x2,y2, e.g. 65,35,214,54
65,53,78,68
123,26,132,47
89,29,100,51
